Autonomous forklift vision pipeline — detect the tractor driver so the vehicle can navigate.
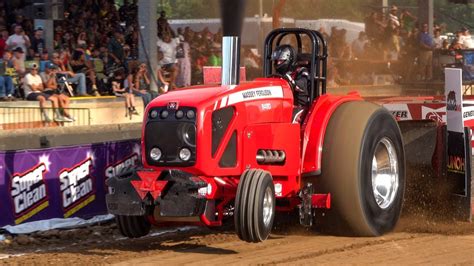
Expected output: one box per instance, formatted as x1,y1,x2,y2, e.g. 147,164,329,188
271,45,310,123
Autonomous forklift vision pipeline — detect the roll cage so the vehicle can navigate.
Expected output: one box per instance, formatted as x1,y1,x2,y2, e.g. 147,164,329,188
263,28,328,104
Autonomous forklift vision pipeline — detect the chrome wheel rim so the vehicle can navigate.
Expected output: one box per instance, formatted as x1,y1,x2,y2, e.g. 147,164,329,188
263,186,274,226
371,137,399,209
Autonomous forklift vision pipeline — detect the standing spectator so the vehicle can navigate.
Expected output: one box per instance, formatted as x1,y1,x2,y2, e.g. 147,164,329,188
176,40,191,88
0,51,15,101
385,5,401,59
157,32,179,89
30,28,45,57
24,64,66,122
461,27,474,49
419,23,434,80
6,25,30,59
433,29,443,49
352,31,368,59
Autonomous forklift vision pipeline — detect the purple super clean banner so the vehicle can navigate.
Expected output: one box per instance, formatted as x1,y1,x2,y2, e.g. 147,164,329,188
0,140,141,227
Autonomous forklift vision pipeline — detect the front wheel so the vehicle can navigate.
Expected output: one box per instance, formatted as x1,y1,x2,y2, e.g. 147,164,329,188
320,101,405,236
116,215,151,238
235,169,275,242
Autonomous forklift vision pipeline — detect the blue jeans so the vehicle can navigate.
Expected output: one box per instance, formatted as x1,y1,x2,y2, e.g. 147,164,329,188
67,73,87,95
133,90,152,107
0,76,14,97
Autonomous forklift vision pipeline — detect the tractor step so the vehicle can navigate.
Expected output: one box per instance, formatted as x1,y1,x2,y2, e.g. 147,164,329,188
298,183,331,227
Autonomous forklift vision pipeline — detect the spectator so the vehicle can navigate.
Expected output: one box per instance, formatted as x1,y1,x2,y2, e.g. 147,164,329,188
127,63,150,107
450,31,465,50
352,31,368,59
460,27,474,49
70,45,100,95
176,40,191,88
40,63,74,122
0,30,6,58
39,51,50,73
30,28,45,57
134,62,158,103
112,68,138,117
12,47,25,75
385,5,401,59
433,28,443,49
419,23,434,80
107,31,125,68
23,64,66,122
0,51,15,101
51,52,89,96
6,25,30,60
157,31,179,89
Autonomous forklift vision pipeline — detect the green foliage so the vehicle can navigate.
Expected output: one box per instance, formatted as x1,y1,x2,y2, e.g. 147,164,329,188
158,0,473,31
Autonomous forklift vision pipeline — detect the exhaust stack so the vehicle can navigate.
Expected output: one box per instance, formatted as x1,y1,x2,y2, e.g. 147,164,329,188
220,0,246,86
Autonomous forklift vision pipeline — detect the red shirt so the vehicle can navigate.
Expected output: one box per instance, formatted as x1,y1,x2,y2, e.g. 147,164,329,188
0,38,6,58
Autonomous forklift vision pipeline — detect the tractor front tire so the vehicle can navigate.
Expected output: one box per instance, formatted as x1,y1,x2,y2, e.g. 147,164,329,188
116,215,151,238
321,101,405,236
235,169,276,242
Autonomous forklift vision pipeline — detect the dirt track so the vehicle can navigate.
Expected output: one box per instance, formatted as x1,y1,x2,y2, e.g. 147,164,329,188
2,215,474,265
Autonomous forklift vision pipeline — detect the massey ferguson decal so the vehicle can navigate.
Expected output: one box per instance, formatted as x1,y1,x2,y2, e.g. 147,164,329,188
59,156,95,218
421,106,446,123
10,159,49,225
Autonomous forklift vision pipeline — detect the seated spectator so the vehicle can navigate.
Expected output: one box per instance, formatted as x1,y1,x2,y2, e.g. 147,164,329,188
0,51,16,101
128,63,151,107
23,64,67,122
112,69,138,117
39,51,50,73
70,45,100,96
40,63,75,122
157,32,179,89
51,52,89,96
134,62,159,103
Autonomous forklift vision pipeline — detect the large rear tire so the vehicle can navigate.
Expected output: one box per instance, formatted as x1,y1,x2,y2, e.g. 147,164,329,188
235,169,275,242
320,101,405,236
116,215,151,238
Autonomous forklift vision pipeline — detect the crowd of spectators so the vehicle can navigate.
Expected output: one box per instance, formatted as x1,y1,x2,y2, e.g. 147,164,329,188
0,0,473,111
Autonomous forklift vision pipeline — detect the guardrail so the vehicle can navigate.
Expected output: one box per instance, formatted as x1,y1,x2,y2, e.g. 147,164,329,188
0,107,91,130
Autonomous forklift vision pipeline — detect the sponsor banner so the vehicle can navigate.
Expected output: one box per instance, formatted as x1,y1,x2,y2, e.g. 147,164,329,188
383,104,413,121
0,140,141,227
445,68,464,133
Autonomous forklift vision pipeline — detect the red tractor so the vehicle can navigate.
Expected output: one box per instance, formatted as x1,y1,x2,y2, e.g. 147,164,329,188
106,28,405,242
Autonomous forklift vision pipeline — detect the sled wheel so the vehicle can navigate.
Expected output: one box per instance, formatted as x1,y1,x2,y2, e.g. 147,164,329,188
321,101,405,236
235,169,275,242
116,215,151,238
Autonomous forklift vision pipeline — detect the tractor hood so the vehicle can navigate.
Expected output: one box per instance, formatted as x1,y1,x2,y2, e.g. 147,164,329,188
147,79,292,110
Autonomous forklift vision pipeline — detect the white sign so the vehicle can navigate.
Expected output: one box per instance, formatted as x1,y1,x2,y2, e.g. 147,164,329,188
445,68,463,133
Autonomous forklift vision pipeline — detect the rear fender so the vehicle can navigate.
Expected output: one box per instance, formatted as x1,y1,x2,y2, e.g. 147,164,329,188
301,93,363,176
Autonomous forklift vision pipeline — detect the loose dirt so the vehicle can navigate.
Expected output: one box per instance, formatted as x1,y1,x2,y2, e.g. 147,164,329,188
1,214,474,265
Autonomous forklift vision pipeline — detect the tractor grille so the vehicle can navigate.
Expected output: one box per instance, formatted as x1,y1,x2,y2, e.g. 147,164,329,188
145,107,196,167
